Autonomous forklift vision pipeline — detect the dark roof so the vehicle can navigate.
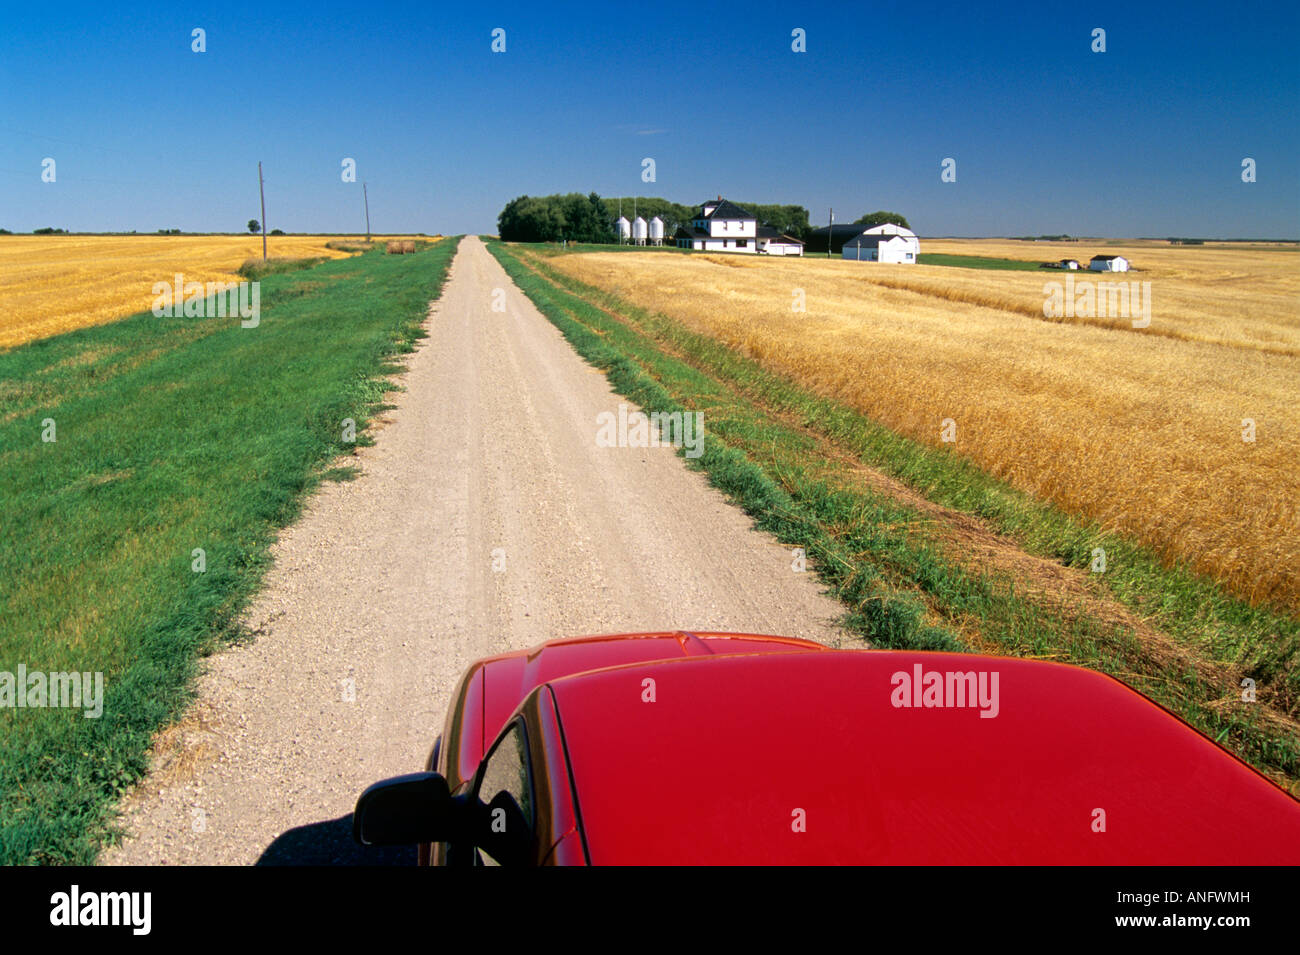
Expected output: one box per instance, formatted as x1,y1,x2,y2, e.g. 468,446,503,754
696,199,754,221
1091,254,1125,260
673,225,710,238
809,224,870,238
756,225,803,243
844,233,911,248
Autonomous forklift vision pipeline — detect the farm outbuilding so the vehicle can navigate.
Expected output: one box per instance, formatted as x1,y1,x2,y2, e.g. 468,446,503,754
842,233,917,264
1061,259,1080,270
809,222,918,259
632,216,648,246
806,224,873,255
1090,255,1130,272
649,216,664,246
756,226,804,256
615,216,631,243
859,223,919,260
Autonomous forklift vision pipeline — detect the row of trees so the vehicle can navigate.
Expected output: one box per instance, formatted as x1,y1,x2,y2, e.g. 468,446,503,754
497,193,616,243
497,193,911,244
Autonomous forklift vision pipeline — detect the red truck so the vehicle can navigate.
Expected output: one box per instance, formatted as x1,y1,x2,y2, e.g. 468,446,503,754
354,631,1300,865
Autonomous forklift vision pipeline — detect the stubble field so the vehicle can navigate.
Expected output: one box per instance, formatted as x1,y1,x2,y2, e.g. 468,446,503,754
548,240,1300,614
0,234,433,348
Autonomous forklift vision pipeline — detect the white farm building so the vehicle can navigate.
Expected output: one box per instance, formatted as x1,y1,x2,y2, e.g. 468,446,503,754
837,224,920,265
1089,255,1130,272
673,198,804,255
842,224,920,263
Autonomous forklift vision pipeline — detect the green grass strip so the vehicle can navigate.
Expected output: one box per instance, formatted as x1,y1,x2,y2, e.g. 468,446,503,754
916,252,1052,270
0,239,459,863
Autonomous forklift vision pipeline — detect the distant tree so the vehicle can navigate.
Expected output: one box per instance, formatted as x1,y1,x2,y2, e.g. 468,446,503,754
854,211,911,230
33,227,67,234
566,192,617,243
0,228,12,235
498,193,616,243
739,203,812,239
270,228,285,235
498,195,561,242
247,219,261,234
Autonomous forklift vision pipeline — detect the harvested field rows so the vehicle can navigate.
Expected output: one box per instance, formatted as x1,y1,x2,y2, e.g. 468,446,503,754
549,244,1300,614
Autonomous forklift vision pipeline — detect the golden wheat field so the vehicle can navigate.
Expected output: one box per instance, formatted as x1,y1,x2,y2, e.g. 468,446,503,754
548,240,1300,614
0,235,434,349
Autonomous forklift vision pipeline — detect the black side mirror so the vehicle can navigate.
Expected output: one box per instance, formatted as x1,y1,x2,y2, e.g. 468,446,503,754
353,772,461,846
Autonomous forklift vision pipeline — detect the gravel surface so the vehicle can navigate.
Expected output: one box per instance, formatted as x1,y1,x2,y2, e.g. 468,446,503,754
103,235,849,866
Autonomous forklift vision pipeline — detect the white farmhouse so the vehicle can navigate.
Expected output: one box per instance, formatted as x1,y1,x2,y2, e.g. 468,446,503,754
842,223,920,263
1089,255,1130,272
674,198,804,255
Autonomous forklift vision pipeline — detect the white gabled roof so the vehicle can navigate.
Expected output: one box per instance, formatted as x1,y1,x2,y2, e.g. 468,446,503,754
862,223,916,237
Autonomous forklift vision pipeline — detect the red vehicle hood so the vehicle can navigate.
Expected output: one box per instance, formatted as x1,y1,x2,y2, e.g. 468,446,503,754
546,650,1300,864
475,631,827,765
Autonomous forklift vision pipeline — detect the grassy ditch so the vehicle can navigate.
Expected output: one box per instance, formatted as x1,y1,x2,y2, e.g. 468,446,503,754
0,238,459,863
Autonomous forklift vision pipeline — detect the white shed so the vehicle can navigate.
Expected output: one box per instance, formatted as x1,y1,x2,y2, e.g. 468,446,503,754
842,233,916,264
1060,259,1080,270
755,225,804,256
1089,255,1130,272
855,223,919,261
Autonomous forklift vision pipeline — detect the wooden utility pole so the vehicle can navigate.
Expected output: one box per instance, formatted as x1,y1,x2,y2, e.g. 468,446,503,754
363,182,371,242
828,207,833,258
258,161,268,260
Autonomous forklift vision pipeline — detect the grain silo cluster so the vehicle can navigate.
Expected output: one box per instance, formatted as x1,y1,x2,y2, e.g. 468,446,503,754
612,200,664,246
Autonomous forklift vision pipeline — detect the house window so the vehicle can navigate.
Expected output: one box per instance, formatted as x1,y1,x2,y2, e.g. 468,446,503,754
737,239,747,247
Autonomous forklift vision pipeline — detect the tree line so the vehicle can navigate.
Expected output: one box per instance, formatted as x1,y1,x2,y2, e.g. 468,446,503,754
497,193,912,244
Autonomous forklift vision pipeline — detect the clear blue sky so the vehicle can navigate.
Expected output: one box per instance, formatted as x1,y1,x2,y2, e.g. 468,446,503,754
2,0,1296,237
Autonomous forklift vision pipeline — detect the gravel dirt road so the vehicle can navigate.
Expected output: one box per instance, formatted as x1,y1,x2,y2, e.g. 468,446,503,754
104,235,849,865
